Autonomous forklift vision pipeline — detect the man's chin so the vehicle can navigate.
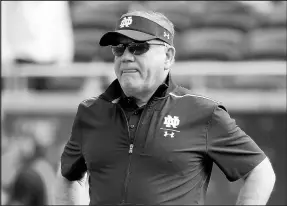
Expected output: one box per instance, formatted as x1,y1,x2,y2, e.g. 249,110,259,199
120,81,140,94
122,84,139,94
121,78,137,88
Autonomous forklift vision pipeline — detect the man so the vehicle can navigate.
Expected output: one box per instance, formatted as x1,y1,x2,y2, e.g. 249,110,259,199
54,10,276,205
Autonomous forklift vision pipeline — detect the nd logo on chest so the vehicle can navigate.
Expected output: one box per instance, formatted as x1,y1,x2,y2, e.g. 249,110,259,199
160,115,180,138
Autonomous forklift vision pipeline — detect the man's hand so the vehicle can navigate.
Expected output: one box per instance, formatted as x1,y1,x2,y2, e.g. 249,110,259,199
53,163,89,205
236,157,276,205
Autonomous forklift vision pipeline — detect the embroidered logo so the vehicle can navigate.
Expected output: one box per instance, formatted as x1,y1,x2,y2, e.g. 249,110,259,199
163,115,180,128
164,131,175,138
119,17,133,28
161,115,180,138
164,31,170,39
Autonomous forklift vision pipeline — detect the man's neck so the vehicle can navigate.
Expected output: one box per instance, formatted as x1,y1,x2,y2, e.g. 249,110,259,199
124,90,154,107
134,94,153,107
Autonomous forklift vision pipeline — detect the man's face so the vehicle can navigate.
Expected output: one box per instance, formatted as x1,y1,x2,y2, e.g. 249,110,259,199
113,36,168,97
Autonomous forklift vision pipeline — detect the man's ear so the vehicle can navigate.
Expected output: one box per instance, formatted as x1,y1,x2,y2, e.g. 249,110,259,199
165,46,176,69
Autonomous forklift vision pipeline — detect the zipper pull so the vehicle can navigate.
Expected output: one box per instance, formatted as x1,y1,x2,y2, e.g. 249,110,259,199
129,144,134,154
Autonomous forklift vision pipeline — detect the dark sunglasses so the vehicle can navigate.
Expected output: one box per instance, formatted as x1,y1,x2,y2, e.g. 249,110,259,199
111,41,167,57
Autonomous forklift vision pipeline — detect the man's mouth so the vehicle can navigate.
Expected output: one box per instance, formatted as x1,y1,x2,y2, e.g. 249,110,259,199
122,69,138,74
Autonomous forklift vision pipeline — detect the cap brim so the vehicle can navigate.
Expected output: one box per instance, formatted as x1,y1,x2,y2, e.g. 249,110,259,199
99,30,157,46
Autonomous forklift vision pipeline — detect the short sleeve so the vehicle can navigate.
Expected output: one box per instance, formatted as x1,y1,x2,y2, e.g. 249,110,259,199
61,103,87,181
207,105,266,182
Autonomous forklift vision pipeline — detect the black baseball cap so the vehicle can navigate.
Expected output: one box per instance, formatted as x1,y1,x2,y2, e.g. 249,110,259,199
99,15,173,46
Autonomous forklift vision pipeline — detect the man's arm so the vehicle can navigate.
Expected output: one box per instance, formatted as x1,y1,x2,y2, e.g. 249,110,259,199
236,157,276,205
53,163,88,205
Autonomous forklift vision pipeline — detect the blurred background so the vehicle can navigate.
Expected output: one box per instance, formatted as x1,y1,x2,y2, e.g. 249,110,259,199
1,1,286,205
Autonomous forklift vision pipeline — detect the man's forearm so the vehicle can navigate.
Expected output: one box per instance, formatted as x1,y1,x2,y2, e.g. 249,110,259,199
236,158,276,205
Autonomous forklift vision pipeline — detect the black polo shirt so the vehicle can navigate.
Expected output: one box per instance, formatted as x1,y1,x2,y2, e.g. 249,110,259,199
61,75,266,205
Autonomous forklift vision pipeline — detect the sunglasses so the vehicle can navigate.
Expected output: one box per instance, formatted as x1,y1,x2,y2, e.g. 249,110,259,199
111,41,167,57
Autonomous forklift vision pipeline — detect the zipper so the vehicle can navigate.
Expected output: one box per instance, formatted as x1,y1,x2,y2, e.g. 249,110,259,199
119,106,132,204
120,101,153,203
129,144,134,154
122,144,133,204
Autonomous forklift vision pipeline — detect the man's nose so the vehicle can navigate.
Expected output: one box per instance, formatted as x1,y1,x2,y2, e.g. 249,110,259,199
121,47,135,62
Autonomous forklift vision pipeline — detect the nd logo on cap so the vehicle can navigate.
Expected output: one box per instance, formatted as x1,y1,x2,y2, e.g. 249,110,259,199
119,17,133,28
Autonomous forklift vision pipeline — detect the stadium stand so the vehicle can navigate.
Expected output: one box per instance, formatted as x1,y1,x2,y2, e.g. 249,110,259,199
175,28,245,61
145,1,206,32
71,1,130,30
199,1,259,32
69,1,286,62
204,1,252,13
256,1,286,28
243,1,287,60
73,28,114,62
244,27,287,60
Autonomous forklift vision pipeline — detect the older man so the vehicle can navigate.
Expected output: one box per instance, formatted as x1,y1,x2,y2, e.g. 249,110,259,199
54,10,275,205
